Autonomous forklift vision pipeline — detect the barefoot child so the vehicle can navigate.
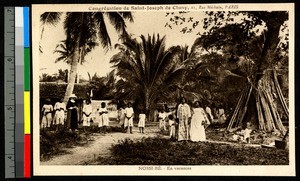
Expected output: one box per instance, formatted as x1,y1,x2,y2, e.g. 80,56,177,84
53,98,66,131
158,109,166,132
124,102,134,134
168,115,176,140
82,99,93,132
138,111,146,133
41,98,53,129
243,122,252,143
98,102,109,133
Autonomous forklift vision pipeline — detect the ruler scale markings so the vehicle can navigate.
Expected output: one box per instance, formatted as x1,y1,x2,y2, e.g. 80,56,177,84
4,7,16,178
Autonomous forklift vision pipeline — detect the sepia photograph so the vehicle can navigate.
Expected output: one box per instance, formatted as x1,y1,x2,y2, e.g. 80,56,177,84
32,3,295,176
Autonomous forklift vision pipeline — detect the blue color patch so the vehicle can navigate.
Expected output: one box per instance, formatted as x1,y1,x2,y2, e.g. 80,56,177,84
23,7,30,47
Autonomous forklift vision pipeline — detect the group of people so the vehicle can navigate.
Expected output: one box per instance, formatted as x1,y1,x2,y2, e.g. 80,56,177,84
40,94,111,133
41,94,227,142
157,97,212,142
117,102,145,134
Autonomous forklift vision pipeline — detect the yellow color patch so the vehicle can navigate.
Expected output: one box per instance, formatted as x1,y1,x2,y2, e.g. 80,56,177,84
24,91,30,134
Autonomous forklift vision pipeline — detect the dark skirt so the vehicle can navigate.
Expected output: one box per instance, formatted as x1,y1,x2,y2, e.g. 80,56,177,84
70,108,78,129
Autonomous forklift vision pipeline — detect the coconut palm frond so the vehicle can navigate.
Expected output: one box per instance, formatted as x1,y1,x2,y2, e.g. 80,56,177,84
40,12,62,26
93,12,111,49
119,12,134,22
105,12,127,34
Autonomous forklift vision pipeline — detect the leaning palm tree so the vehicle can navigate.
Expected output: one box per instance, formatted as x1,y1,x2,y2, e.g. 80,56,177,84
111,34,185,120
40,12,133,102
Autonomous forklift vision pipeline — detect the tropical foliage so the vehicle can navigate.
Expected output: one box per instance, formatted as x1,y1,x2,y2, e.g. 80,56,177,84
40,69,68,83
110,34,186,118
89,70,117,100
167,11,289,132
40,12,133,102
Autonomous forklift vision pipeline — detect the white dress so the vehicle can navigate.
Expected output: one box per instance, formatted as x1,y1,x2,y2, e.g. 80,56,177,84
118,108,126,126
82,104,93,126
205,106,213,122
158,112,166,130
217,108,226,123
98,107,109,127
124,107,134,127
41,104,53,128
169,119,176,138
138,114,146,128
53,102,66,125
190,107,208,142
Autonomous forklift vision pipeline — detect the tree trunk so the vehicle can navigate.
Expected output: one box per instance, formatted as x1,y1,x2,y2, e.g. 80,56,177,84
144,89,152,121
63,13,84,103
63,47,79,103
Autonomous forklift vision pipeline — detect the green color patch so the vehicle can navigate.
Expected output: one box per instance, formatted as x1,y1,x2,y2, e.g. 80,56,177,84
24,48,30,91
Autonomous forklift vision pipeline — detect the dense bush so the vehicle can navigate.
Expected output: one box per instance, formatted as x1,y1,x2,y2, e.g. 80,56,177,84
97,137,288,165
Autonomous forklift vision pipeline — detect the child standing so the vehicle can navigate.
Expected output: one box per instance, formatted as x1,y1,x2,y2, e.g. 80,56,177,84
124,102,134,134
41,98,53,129
243,122,252,143
53,98,66,130
118,104,126,131
168,114,176,140
138,111,146,133
82,99,93,132
158,109,166,132
98,102,109,133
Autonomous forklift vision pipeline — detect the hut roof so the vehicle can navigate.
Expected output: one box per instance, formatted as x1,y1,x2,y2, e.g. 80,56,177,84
40,82,91,99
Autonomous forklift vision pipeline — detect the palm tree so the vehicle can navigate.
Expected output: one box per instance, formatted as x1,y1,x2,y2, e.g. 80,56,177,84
111,34,185,120
40,12,133,102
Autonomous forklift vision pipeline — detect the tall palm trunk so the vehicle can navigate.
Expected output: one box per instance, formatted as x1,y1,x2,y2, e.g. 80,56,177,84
144,88,151,121
63,13,84,103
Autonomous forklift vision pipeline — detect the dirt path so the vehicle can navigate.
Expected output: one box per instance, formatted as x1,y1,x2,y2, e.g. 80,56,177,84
41,125,162,165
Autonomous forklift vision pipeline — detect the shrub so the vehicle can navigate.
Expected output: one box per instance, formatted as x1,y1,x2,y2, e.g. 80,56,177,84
40,129,90,161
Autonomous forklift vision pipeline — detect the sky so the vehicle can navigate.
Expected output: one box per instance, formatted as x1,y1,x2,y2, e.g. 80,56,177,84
39,11,204,79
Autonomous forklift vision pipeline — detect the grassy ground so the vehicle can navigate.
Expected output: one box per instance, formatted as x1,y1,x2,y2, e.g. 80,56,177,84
40,121,289,165
40,121,156,161
40,128,92,161
93,137,289,165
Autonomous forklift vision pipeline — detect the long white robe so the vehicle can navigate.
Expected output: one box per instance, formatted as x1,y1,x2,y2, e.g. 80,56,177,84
177,103,191,141
190,107,209,142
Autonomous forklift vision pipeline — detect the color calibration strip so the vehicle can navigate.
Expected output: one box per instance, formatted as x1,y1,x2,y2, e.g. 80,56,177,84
15,7,25,178
4,7,31,178
16,7,31,178
23,7,31,178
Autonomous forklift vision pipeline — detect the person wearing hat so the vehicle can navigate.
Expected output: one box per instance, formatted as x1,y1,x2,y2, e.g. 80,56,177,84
41,98,53,129
66,94,79,131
